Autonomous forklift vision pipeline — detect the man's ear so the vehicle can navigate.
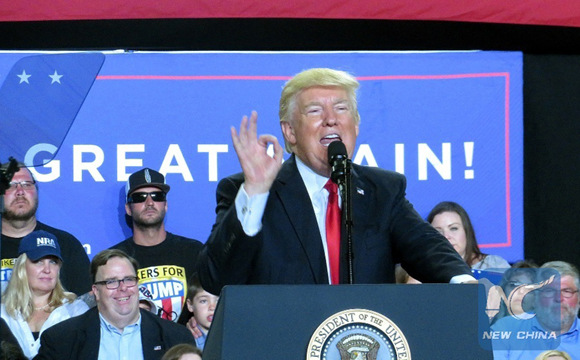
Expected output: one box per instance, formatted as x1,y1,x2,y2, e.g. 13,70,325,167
280,121,296,148
92,285,100,301
125,203,132,216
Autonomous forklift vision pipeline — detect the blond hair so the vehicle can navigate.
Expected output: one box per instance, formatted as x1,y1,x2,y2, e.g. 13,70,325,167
2,253,76,320
535,350,572,360
279,68,360,152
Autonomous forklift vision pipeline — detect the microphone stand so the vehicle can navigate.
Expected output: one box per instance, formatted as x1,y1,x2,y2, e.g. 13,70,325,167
332,157,354,284
340,159,354,284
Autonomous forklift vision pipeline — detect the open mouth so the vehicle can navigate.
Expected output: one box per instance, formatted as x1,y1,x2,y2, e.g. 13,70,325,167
116,296,131,304
320,134,341,146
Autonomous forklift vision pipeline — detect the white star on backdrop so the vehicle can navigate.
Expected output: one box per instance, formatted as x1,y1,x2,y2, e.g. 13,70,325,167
17,70,31,84
49,70,63,84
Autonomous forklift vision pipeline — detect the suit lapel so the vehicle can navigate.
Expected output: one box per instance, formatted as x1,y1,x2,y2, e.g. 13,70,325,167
273,156,328,283
77,308,102,359
140,310,166,359
350,166,371,230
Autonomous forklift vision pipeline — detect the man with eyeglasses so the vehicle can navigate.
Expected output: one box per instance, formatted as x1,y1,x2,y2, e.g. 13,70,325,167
35,249,195,359
492,261,580,360
110,168,203,324
1,162,91,295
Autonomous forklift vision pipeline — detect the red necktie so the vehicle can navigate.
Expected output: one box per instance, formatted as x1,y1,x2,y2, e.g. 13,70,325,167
324,180,341,285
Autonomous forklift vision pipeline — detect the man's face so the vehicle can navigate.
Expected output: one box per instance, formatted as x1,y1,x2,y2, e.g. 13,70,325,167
281,86,359,177
536,275,580,332
125,186,167,228
92,257,140,328
2,168,38,222
187,290,219,333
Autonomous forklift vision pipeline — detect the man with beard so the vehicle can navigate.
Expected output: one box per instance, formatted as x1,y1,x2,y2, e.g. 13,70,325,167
1,163,91,295
492,261,580,360
110,168,203,323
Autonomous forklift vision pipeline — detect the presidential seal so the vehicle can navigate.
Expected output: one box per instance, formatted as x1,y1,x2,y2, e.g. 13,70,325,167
307,309,411,360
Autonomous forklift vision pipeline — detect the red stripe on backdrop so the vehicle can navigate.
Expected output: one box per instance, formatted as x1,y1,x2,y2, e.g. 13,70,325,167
2,0,580,27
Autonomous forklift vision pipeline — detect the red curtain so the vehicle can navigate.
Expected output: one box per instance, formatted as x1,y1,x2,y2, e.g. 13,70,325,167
2,0,580,27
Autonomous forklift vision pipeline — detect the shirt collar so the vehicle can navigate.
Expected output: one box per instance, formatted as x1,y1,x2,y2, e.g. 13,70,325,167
99,312,141,335
295,156,330,200
532,316,580,337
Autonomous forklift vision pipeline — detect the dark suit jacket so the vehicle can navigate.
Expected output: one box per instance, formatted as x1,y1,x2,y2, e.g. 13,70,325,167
198,155,471,295
34,308,195,360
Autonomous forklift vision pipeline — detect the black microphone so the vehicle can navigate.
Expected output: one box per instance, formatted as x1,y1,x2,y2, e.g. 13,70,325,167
328,141,350,187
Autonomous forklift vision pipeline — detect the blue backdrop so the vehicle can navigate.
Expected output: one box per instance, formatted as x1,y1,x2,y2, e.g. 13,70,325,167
0,51,523,262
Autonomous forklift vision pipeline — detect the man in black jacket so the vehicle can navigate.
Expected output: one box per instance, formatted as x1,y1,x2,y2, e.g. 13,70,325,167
197,68,474,294
35,249,194,359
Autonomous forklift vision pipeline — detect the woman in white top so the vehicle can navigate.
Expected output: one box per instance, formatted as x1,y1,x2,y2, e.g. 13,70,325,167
427,201,511,270
1,230,89,358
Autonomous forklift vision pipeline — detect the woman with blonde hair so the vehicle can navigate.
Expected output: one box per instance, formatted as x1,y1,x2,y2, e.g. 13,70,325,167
1,230,88,358
535,350,572,360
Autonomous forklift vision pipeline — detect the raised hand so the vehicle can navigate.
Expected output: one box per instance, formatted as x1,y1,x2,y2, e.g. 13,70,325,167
186,316,203,339
230,111,284,195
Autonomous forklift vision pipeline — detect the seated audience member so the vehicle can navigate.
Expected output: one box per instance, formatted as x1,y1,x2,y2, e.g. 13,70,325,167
111,167,203,322
491,261,580,360
427,201,510,270
535,350,572,360
512,259,539,269
35,249,195,360
1,231,88,358
1,163,91,295
491,266,538,325
137,285,158,315
395,264,421,284
177,275,219,350
161,343,203,360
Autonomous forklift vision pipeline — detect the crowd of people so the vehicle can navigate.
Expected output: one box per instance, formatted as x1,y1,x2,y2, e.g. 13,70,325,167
1,67,578,359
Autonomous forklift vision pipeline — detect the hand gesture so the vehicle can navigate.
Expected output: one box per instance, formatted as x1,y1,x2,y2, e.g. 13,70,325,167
231,111,284,195
186,316,204,339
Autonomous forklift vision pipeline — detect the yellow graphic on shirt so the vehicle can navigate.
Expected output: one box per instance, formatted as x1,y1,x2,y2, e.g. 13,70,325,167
137,265,187,321
1,258,16,291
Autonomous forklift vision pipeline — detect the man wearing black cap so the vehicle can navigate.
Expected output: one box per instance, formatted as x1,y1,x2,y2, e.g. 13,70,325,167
110,168,203,323
1,163,91,296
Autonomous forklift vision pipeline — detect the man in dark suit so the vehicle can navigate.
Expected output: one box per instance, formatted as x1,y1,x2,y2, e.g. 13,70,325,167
197,68,474,295
34,249,194,360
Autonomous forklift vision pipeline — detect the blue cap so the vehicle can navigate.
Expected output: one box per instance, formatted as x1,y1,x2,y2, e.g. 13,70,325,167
18,230,63,262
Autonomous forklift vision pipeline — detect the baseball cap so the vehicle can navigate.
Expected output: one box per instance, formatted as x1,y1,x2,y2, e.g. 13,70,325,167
18,230,63,262
125,168,170,199
138,285,158,314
